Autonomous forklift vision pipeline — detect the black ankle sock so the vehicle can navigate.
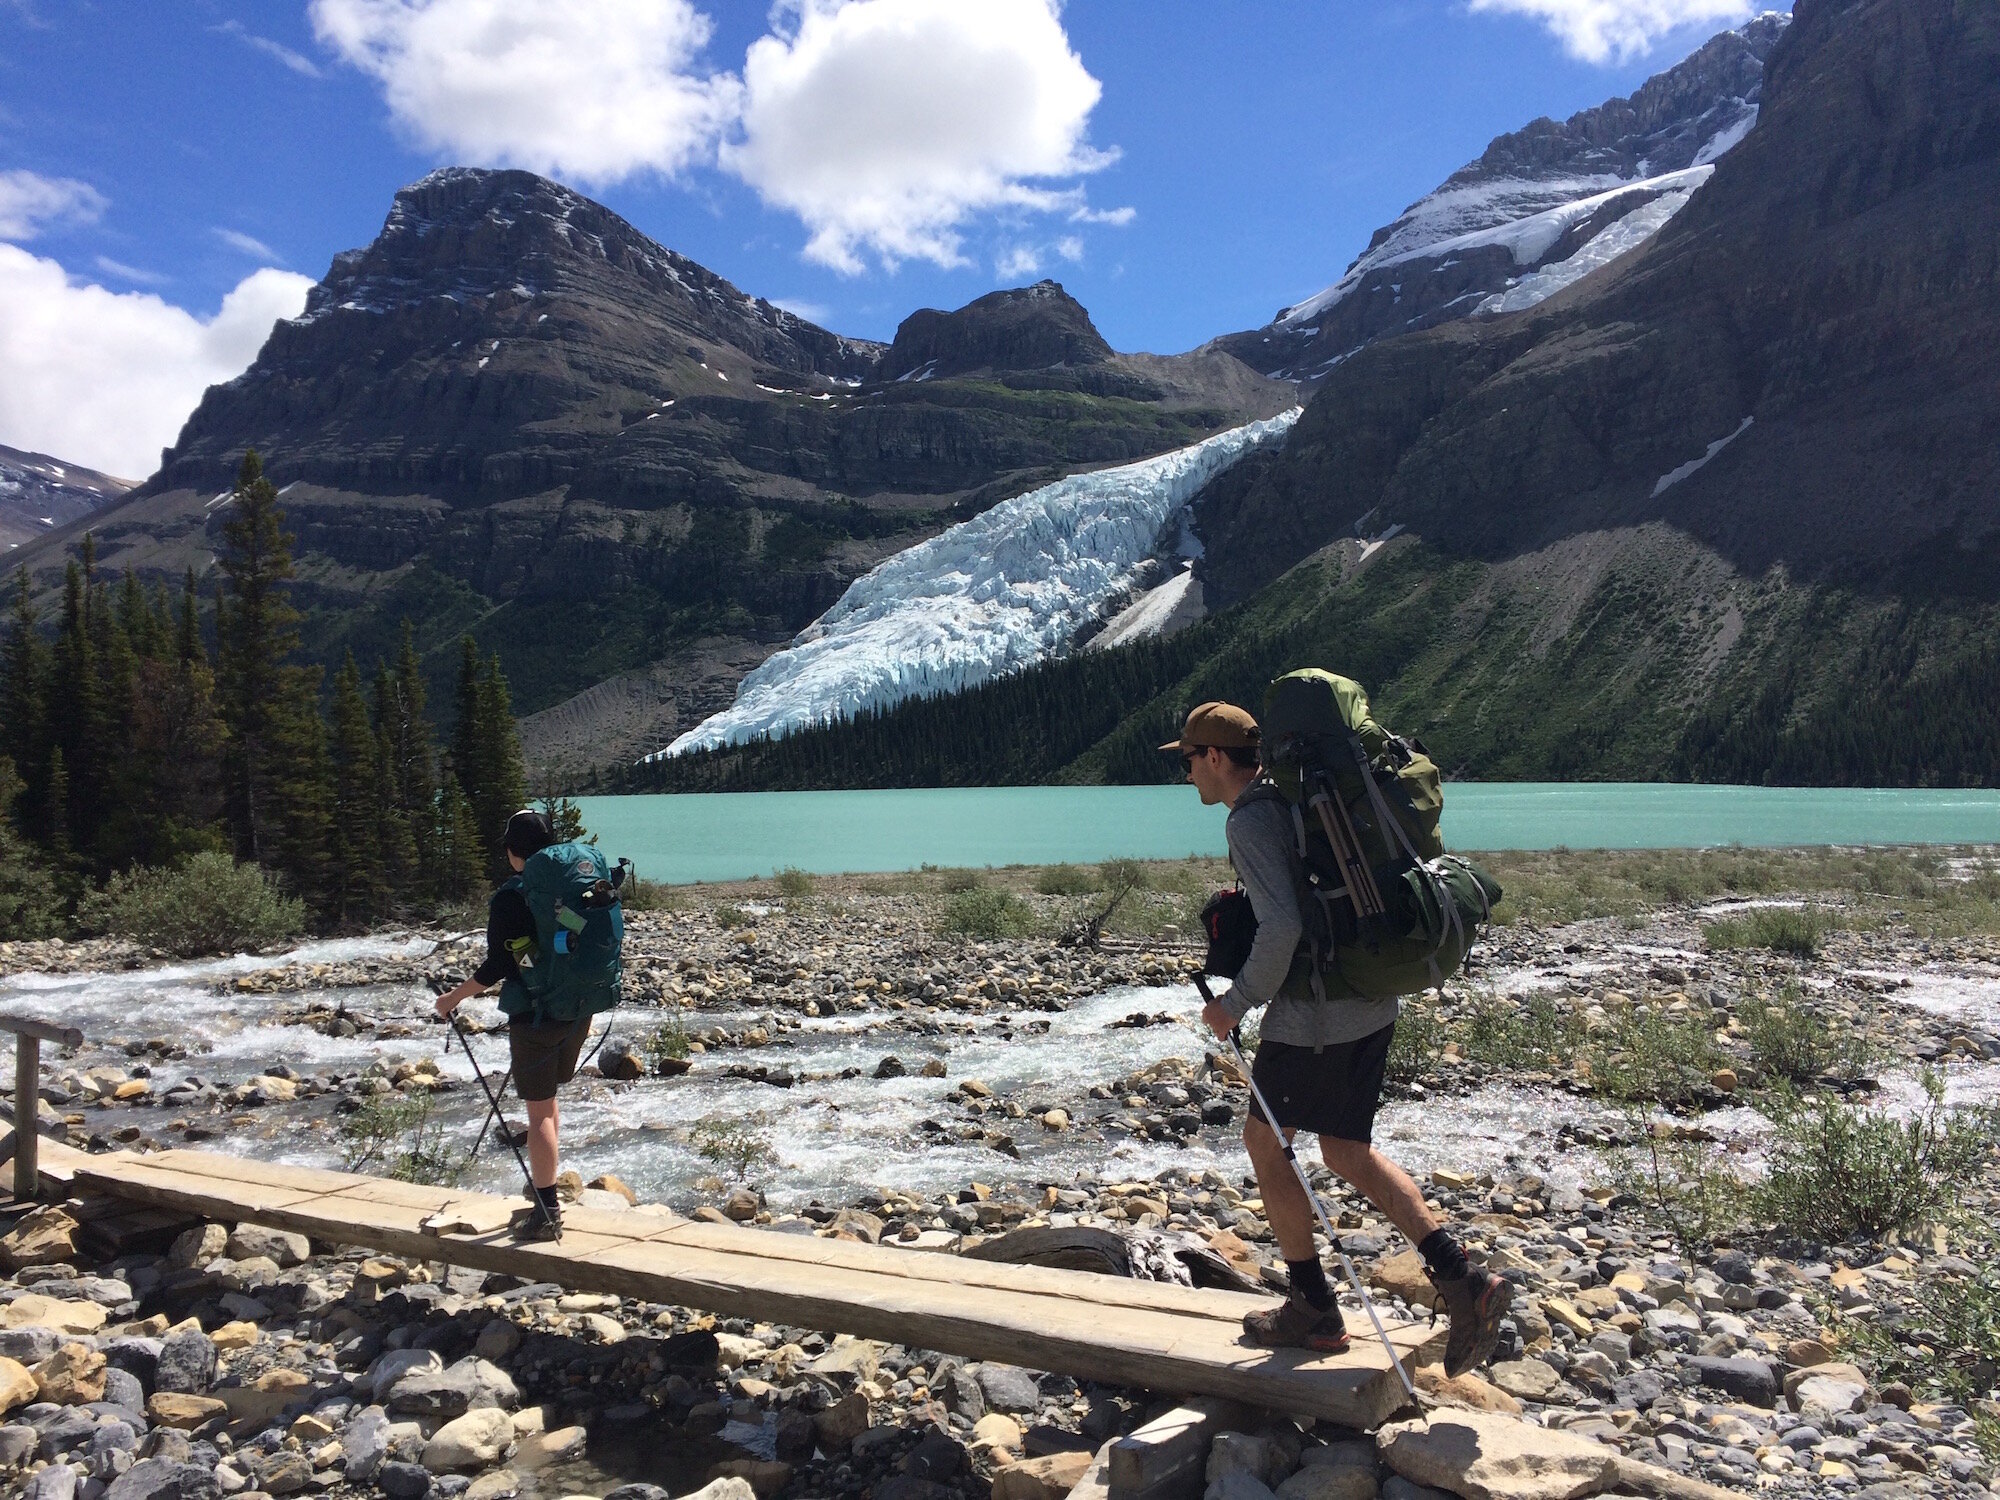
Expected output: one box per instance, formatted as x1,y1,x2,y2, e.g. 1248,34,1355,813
535,1185,561,1213
1286,1257,1332,1310
1419,1228,1469,1282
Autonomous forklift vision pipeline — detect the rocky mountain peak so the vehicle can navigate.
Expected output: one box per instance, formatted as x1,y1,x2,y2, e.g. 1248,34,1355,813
877,279,1114,383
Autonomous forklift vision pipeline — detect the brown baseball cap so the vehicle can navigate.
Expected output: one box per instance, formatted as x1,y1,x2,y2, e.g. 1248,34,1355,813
1159,701,1261,753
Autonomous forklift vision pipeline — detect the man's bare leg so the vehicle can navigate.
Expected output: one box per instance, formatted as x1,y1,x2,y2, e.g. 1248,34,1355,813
1319,1137,1440,1247
525,1095,560,1188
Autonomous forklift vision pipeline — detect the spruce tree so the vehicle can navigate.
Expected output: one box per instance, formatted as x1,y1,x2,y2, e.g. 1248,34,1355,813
50,559,104,860
1,570,47,833
328,653,387,924
213,450,333,909
434,771,485,904
371,662,421,905
451,636,526,879
176,569,203,665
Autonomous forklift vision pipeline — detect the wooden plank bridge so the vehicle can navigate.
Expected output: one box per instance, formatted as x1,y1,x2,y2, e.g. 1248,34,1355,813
40,1141,1438,1428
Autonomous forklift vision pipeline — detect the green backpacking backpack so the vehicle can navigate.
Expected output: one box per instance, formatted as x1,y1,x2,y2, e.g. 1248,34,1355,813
496,841,627,1025
1247,669,1502,1001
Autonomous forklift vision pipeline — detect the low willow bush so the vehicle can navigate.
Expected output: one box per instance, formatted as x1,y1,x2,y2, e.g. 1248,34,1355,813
1739,984,1873,1084
337,1090,465,1186
1034,863,1098,896
940,887,1037,939
1703,905,1838,958
1587,1006,1728,1110
1385,994,1450,1085
78,851,305,958
1756,1078,1989,1241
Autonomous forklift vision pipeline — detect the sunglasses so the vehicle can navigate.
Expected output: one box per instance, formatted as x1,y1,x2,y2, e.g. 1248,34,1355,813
1181,749,1204,772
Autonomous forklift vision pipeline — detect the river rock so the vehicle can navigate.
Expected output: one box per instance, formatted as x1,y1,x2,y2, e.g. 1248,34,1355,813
0,1207,79,1272
974,1363,1042,1413
165,1225,226,1272
255,1448,314,1495
423,1406,515,1470
342,1405,393,1482
26,1465,79,1500
1278,1464,1379,1500
145,1393,227,1430
1486,1361,1560,1402
103,1457,222,1500
813,1391,872,1449
33,1342,107,1404
992,1450,1096,1500
1377,1410,1617,1500
387,1356,518,1417
1792,1374,1868,1423
364,1348,443,1398
0,1422,36,1465
1207,1473,1280,1500
0,1328,60,1364
678,1481,756,1500
0,1356,37,1415
1687,1355,1779,1407
1369,1250,1435,1307
224,1224,309,1266
0,1294,105,1333
377,1460,433,1499
153,1330,217,1395
1414,1365,1519,1414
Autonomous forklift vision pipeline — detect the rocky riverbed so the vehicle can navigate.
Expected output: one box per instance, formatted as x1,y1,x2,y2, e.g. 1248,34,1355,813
1,855,1997,1500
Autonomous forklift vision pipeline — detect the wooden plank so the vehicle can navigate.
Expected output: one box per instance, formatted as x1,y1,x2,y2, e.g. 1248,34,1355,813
0,1017,84,1047
70,1144,1442,1427
1108,1397,1252,1500
640,1219,1270,1326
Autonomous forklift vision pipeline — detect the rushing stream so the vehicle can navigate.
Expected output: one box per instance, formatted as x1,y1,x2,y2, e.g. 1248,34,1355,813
3,932,1996,1212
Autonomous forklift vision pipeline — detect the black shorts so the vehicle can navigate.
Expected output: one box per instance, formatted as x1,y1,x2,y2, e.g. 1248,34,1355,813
510,1017,590,1102
1248,1022,1396,1144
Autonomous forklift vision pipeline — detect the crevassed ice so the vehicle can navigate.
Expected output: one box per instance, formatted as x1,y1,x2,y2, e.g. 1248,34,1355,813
655,410,1302,759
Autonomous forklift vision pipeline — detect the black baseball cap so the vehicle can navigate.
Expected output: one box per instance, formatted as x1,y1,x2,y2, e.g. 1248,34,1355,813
503,808,556,859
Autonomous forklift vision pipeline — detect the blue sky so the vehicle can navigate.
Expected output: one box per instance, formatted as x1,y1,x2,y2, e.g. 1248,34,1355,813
0,0,1769,478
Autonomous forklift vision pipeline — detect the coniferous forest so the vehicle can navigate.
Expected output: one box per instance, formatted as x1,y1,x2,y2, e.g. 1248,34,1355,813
0,453,529,940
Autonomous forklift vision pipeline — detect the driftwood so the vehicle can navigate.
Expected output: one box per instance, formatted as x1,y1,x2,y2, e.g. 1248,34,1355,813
963,1225,1266,1295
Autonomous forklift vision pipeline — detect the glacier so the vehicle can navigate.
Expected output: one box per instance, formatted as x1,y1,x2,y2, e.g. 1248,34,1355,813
653,410,1301,759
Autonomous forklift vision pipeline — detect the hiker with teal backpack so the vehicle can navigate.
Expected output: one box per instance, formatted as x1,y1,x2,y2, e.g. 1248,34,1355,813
434,809,626,1241
1167,678,1512,1376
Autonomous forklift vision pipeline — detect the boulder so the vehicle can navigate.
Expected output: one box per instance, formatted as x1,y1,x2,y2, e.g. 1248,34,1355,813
1278,1464,1380,1500
102,1457,222,1500
1377,1410,1617,1500
152,1330,217,1395
0,1356,37,1415
1687,1355,1779,1407
706,1460,792,1498
0,1422,35,1466
0,1207,78,1272
1207,1472,1281,1500
387,1356,519,1417
255,1449,314,1495
0,1294,105,1334
341,1405,393,1482
26,1463,79,1500
377,1460,433,1499
423,1406,515,1471
1792,1375,1868,1423
224,1225,309,1267
363,1347,443,1399
588,1173,639,1205
680,1482,756,1500
145,1393,228,1430
1487,1361,1561,1403
975,1362,1043,1413
992,1450,1096,1500
597,1041,645,1081
473,1318,523,1361
1414,1365,1521,1414
1369,1249,1435,1307
165,1225,227,1271
219,1367,309,1429
814,1391,872,1449
973,1412,1024,1451
0,1328,60,1364
33,1342,108,1404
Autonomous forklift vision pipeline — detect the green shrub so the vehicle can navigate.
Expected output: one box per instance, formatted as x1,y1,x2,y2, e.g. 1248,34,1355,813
338,1089,465,1186
1606,1122,1746,1262
940,887,1036,939
1034,863,1097,896
936,868,985,893
642,1013,691,1069
689,1114,778,1182
1586,1006,1727,1110
773,866,815,898
78,851,305,957
715,904,751,929
1704,906,1837,958
1847,1254,2000,1421
1098,858,1150,895
619,867,680,912
1755,1078,1988,1241
1459,993,1588,1072
1385,994,1449,1085
1739,983,1872,1084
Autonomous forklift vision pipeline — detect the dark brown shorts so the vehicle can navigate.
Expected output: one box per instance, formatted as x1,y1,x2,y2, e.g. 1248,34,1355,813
509,1016,590,1102
1248,1022,1396,1144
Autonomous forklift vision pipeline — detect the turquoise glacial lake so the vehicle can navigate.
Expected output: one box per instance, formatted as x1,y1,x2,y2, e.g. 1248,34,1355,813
574,784,2000,886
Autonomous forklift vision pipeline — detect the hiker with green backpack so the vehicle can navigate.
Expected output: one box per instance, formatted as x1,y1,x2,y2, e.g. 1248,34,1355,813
434,808,626,1241
1167,674,1512,1375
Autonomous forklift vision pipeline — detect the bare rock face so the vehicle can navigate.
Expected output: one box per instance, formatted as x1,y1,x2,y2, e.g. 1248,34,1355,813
878,281,1114,383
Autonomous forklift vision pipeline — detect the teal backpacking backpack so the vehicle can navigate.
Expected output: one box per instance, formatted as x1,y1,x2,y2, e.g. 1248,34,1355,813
496,841,627,1024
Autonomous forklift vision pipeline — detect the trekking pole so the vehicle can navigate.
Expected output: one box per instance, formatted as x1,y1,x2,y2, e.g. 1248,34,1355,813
1195,976,1415,1400
467,1067,517,1159
442,1010,560,1240
1307,769,1387,926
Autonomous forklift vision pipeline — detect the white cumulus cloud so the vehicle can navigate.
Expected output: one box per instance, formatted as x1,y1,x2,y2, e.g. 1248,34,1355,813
1468,0,1758,63
723,0,1116,273
0,169,107,241
308,0,737,183
0,247,313,480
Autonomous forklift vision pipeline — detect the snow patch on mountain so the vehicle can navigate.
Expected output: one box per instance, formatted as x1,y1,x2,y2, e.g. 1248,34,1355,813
1476,170,1708,316
654,411,1301,758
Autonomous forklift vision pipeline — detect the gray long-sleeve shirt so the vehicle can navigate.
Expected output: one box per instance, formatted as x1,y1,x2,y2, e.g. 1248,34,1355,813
1220,789,1401,1047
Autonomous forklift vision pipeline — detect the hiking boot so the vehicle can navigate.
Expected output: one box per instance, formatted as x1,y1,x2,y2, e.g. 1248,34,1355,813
510,1204,563,1243
1429,1267,1512,1376
1242,1294,1351,1353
